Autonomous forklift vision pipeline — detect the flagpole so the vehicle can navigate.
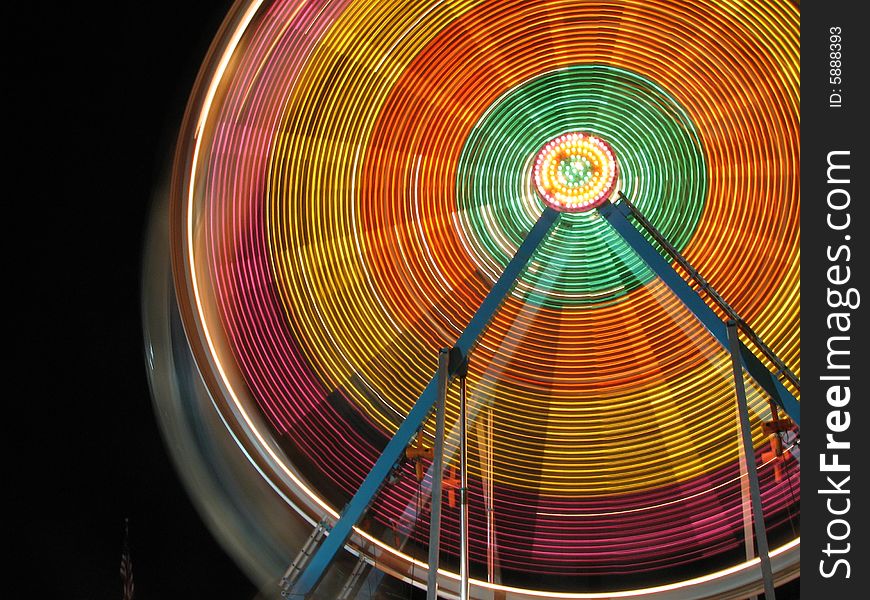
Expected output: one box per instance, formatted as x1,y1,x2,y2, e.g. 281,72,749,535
121,518,135,600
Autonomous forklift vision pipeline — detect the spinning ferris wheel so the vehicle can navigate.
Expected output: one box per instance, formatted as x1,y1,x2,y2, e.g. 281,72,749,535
143,1,801,598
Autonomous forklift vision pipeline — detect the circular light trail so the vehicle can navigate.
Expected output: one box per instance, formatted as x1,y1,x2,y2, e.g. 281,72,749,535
533,132,618,212
161,0,802,596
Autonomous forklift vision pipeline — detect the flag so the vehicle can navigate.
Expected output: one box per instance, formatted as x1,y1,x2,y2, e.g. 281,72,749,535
120,518,134,600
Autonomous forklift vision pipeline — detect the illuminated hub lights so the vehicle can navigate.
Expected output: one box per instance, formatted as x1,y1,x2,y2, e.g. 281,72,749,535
533,132,618,212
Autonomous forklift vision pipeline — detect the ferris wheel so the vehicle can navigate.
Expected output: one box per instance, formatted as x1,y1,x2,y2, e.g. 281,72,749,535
143,1,801,598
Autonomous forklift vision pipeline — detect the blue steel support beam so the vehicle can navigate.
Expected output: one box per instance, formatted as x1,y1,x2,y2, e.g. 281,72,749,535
599,199,800,426
290,207,561,597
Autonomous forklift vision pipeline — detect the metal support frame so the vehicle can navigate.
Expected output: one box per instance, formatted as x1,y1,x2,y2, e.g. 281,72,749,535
280,518,330,596
290,194,800,597
617,194,800,391
336,555,371,600
290,207,561,598
727,322,777,600
459,374,470,600
735,403,759,600
426,350,450,600
479,405,499,586
599,198,800,426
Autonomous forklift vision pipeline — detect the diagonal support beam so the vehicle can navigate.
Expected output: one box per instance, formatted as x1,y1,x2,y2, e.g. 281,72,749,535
599,199,800,426
290,207,561,598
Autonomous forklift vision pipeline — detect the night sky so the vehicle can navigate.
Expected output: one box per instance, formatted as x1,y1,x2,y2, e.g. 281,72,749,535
14,2,257,598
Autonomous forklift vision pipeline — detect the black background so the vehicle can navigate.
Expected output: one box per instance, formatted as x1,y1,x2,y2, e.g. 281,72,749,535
11,1,864,599
12,2,258,598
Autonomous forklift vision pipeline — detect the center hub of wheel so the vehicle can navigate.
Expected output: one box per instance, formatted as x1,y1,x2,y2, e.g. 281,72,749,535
532,132,618,212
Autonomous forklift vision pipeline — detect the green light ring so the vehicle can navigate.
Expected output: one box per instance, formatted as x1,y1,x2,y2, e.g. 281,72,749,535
456,64,707,308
